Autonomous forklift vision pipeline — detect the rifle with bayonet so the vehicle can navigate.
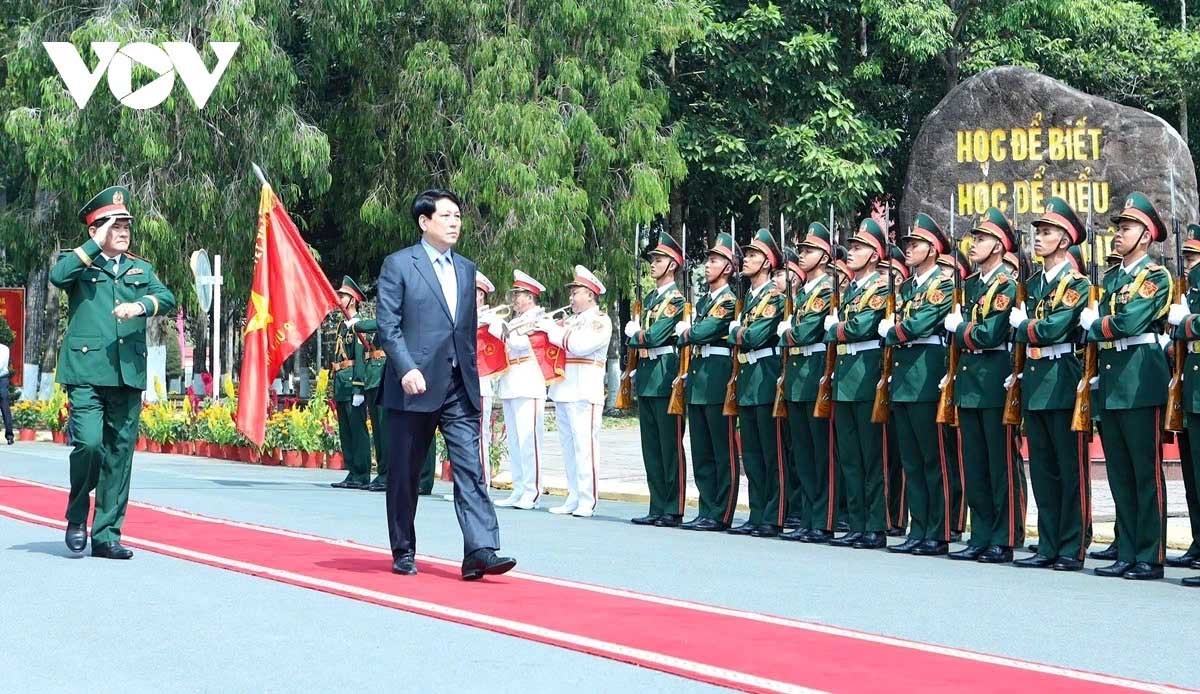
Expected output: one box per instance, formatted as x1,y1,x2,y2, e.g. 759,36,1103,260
615,224,641,410
773,214,792,418
1002,213,1030,426
871,201,896,424
667,223,691,416
814,205,838,419
1167,170,1186,433
723,219,744,417
1070,207,1098,433
936,195,961,427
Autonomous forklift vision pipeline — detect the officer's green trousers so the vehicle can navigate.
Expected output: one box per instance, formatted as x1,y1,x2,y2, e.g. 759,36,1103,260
687,403,738,523
65,384,141,543
787,400,835,531
833,401,886,533
892,401,950,542
958,407,1026,548
1025,409,1090,561
1100,406,1167,564
638,396,686,517
335,399,371,484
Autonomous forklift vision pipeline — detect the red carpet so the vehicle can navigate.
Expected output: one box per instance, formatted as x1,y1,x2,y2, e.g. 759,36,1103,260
0,475,1187,694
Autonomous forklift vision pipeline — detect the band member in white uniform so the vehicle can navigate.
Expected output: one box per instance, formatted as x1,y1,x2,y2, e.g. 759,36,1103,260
539,266,614,517
448,271,501,501
490,270,548,509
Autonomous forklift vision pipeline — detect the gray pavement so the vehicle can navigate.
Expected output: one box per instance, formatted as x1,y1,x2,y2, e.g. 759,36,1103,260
1,442,1200,691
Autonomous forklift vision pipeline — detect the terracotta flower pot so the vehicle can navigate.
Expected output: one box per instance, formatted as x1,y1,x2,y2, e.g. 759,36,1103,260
161,442,175,455
52,431,66,444
300,450,320,468
282,449,302,467
136,436,148,451
240,446,260,464
195,442,209,457
18,428,36,442
326,452,344,470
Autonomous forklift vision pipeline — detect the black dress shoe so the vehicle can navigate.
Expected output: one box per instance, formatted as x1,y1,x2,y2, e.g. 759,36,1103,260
91,541,133,559
835,520,851,532
783,515,805,529
5,435,12,445
1123,562,1164,581
331,479,368,489
65,523,87,553
1088,543,1118,561
653,514,682,528
1181,574,1200,587
1165,550,1200,568
392,552,417,575
854,531,886,549
978,545,1013,564
696,518,730,532
1052,557,1084,571
367,483,386,492
778,528,808,542
1093,560,1133,577
888,537,923,554
886,527,907,537
726,522,758,536
1013,554,1056,568
827,531,863,548
631,514,661,526
911,540,949,556
417,487,434,496
461,548,517,581
679,517,706,530
949,531,963,543
1027,543,1039,553
750,524,781,538
804,529,833,544
948,545,986,561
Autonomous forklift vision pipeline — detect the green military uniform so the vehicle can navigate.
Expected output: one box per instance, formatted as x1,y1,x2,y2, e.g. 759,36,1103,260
780,225,837,542
826,219,890,545
331,277,372,488
937,248,971,537
881,244,910,536
52,186,176,553
629,232,687,523
1170,225,1200,568
884,215,955,551
1086,193,1171,576
728,229,786,535
679,233,740,530
353,318,390,491
950,211,1025,559
1012,200,1092,568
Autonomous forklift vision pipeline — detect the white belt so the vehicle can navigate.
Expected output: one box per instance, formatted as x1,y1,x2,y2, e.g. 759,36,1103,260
836,340,880,356
966,345,1008,355
799,343,826,357
740,347,779,365
1027,343,1073,360
1099,333,1158,351
902,336,942,347
644,346,675,360
698,345,732,358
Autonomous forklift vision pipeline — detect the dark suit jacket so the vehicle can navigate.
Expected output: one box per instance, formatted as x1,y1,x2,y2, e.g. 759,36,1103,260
377,242,481,412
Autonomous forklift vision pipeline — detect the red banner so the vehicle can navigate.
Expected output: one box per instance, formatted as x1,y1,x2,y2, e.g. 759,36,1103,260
0,288,25,387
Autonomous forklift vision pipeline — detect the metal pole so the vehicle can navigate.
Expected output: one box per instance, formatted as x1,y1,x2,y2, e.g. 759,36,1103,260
212,254,222,401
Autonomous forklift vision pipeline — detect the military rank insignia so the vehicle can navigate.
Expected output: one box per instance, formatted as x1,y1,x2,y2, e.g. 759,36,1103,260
1139,280,1158,299
993,294,1010,311
1063,288,1080,307
126,267,144,276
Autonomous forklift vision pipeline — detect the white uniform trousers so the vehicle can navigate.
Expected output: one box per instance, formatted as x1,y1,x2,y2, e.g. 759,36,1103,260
501,397,544,505
554,400,601,514
479,395,493,487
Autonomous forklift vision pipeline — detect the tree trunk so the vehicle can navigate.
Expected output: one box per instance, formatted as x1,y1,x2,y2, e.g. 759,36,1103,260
757,185,771,230
23,264,47,374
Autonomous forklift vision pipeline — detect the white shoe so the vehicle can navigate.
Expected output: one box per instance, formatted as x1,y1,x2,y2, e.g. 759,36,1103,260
494,495,521,508
548,504,578,515
513,496,540,510
571,508,595,518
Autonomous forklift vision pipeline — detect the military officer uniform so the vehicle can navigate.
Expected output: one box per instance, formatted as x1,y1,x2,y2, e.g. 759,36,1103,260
880,243,910,537
628,233,687,526
1010,198,1092,570
883,215,955,554
544,266,613,517
52,186,176,558
348,316,389,492
678,233,740,531
494,271,548,510
330,277,373,489
1085,193,1171,580
937,249,970,537
948,209,1025,563
779,225,837,542
1170,226,1200,584
778,246,806,530
826,219,890,548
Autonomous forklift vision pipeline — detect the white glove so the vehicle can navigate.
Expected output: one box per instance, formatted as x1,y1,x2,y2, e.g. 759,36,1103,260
1003,374,1015,390
624,320,640,338
351,394,365,407
507,332,531,350
91,216,116,247
674,321,691,337
534,318,555,333
823,314,839,331
727,320,741,335
938,374,948,390
1168,301,1189,327
1158,333,1171,349
876,316,895,339
1088,376,1099,390
775,319,792,337
345,316,359,328
487,320,504,340
943,311,964,332
1079,306,1099,332
1008,305,1028,329
545,323,566,347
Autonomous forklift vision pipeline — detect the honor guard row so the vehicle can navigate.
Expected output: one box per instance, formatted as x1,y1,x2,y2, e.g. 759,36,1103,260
624,191,1200,585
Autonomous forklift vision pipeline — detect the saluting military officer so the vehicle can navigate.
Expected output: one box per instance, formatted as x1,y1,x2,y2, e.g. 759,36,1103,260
53,186,176,558
330,277,373,489
881,215,955,555
880,243,910,537
726,229,786,537
1009,197,1092,571
1082,193,1171,580
540,265,613,517
677,233,740,531
825,218,890,549
627,232,688,527
1168,225,1200,585
778,225,837,543
945,208,1025,563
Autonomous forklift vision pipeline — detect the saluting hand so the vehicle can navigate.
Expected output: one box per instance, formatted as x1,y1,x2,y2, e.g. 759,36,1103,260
91,217,116,247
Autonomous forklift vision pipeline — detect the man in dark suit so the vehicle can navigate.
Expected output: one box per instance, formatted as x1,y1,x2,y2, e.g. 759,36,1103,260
376,189,517,580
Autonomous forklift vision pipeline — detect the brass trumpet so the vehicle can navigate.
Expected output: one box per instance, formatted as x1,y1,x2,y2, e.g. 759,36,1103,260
480,304,512,322
505,305,571,336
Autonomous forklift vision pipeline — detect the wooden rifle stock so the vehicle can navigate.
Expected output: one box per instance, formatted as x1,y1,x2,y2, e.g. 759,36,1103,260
1166,276,1186,432
935,287,962,427
772,292,794,418
666,301,692,416
1070,286,1100,433
1002,284,1027,426
813,280,839,419
615,299,640,410
870,291,896,424
722,297,744,417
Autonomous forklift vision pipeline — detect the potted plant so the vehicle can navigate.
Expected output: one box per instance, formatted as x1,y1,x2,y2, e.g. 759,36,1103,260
13,401,40,441
44,385,69,443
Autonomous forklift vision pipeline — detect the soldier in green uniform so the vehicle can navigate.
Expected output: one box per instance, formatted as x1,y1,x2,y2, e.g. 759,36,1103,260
937,248,970,540
1170,225,1200,585
882,214,955,554
330,277,373,489
1083,193,1171,580
627,232,687,526
825,219,890,549
52,186,176,558
945,207,1023,562
880,243,910,537
677,233,740,531
1086,251,1128,562
726,229,786,537
351,314,389,492
778,224,837,543
774,247,805,530
1009,197,1092,570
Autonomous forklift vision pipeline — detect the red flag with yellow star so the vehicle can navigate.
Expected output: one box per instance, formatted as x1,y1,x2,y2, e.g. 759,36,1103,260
236,184,340,446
